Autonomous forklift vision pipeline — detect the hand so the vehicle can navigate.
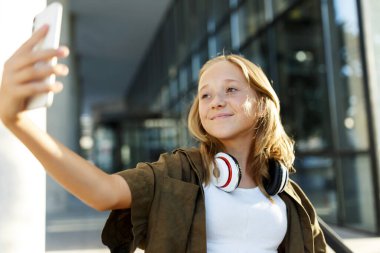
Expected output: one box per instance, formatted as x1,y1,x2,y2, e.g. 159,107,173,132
0,25,69,125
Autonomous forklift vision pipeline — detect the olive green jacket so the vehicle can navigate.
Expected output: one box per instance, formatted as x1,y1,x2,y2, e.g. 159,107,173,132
102,148,327,252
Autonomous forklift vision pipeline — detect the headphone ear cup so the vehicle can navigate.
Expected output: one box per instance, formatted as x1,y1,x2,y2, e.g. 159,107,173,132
264,159,289,196
212,152,241,192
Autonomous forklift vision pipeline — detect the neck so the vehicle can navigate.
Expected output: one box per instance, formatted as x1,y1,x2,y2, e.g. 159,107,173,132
222,141,257,188
222,140,252,171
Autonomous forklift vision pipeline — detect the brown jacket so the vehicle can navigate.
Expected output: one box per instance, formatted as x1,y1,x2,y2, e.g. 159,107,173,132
102,148,326,252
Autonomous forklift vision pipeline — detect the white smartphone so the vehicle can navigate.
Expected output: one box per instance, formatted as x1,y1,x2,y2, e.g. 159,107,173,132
27,2,63,110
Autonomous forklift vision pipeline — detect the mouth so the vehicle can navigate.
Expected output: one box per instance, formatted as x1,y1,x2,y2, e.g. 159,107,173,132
210,113,233,120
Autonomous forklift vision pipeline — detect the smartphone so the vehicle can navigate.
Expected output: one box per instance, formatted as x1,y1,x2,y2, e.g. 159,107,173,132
27,2,63,110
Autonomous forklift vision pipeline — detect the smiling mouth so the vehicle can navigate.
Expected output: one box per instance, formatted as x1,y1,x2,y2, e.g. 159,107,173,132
210,114,233,120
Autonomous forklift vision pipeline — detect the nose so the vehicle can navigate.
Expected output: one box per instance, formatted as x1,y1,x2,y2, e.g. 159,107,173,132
210,93,226,109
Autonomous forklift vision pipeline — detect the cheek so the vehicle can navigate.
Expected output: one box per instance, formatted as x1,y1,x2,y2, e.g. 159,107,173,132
242,97,255,117
198,102,207,119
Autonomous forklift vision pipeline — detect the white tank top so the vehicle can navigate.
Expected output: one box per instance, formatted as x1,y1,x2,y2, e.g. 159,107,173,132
203,183,287,253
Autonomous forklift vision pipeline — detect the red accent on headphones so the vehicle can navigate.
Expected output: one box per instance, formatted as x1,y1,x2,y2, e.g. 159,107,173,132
212,152,242,192
217,156,233,188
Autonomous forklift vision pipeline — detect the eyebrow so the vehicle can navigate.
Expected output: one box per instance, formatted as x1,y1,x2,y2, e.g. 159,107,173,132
198,78,242,92
198,84,208,92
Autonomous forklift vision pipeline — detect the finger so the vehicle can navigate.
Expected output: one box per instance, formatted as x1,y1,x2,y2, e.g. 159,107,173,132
14,25,49,56
17,81,63,98
12,46,69,71
15,63,69,84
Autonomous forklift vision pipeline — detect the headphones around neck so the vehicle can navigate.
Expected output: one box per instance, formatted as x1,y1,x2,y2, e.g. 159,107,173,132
211,152,289,195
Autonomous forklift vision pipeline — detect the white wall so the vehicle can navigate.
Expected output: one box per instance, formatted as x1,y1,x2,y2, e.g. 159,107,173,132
0,0,47,252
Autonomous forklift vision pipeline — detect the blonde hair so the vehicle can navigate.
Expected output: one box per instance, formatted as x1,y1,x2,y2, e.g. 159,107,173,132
188,54,295,193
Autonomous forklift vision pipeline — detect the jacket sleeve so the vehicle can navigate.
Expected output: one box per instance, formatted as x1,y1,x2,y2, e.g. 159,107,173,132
101,162,155,253
290,181,327,253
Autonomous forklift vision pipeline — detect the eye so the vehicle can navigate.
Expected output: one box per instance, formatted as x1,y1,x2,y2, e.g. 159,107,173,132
200,93,210,100
226,87,238,93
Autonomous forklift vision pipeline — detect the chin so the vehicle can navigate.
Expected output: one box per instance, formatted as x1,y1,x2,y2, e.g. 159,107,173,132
207,130,237,141
206,127,255,144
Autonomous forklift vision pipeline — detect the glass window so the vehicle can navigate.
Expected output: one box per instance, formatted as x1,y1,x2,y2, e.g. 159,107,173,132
174,0,189,63
199,42,210,66
242,33,269,74
215,22,232,54
208,33,217,57
121,120,179,167
340,155,376,232
293,156,337,223
163,11,177,73
236,0,266,46
179,63,191,94
330,0,369,150
190,46,208,90
191,53,201,82
273,0,296,16
121,123,140,168
275,0,332,152
93,126,117,173
161,84,170,110
208,0,230,25
169,78,178,101
188,0,208,49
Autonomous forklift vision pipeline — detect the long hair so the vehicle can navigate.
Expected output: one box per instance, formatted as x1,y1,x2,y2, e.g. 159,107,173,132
188,54,295,193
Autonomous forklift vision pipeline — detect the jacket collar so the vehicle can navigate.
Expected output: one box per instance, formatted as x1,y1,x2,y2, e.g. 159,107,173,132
283,181,303,206
174,148,205,181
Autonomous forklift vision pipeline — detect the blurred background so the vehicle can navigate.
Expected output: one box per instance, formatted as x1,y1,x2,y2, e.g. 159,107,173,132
1,0,380,252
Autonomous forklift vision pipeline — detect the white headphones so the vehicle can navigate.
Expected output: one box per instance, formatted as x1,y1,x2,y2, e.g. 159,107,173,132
212,152,242,192
211,152,289,195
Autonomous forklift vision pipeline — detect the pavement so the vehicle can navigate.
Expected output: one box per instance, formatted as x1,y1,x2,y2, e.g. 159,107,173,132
327,225,380,253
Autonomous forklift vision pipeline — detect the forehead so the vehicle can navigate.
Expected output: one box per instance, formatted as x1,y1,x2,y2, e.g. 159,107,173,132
199,60,247,86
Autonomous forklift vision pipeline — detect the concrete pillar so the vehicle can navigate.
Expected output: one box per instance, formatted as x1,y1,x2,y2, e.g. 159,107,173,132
0,1,47,252
45,0,80,214
361,0,380,233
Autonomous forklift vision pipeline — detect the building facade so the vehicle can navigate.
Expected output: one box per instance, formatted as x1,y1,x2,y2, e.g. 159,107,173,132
93,0,380,234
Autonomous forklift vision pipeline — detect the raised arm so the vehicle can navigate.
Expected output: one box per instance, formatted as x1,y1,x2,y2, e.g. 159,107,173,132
0,25,132,211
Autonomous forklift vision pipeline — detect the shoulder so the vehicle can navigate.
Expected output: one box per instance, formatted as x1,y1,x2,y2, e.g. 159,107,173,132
284,179,310,203
157,147,200,163
151,147,201,169
147,147,203,181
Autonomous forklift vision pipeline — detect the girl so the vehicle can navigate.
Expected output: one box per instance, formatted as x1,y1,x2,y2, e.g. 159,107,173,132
0,26,326,252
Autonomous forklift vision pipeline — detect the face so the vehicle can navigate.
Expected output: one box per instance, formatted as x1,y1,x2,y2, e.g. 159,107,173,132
198,60,258,145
